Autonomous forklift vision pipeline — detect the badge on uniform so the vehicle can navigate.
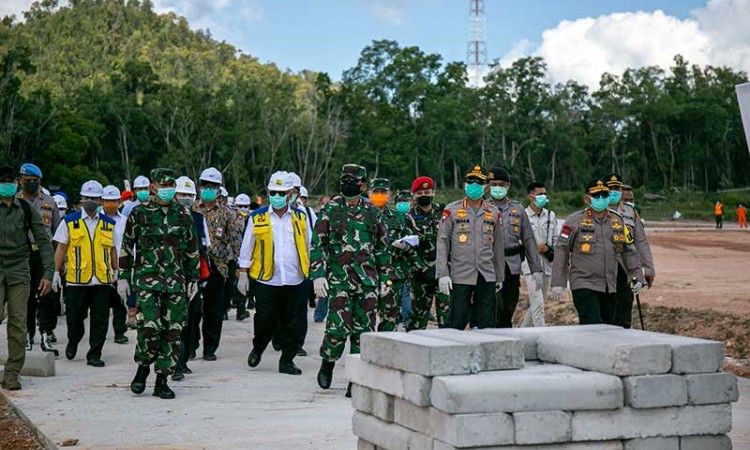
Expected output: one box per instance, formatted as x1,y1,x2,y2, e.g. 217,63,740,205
456,209,467,219
442,209,452,223
216,227,223,237
483,211,494,221
580,242,592,254
458,233,468,243
513,226,519,233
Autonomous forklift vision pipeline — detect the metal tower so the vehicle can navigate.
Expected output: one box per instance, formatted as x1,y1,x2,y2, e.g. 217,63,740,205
467,0,487,87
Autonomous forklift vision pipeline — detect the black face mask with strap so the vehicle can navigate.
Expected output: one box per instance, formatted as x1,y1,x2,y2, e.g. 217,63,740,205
416,195,433,207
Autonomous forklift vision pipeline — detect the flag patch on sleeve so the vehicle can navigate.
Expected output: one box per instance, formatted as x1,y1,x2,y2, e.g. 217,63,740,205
560,225,571,239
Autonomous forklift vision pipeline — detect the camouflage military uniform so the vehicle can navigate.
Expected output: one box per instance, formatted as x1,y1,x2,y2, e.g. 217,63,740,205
311,193,392,362
406,203,450,330
120,169,199,375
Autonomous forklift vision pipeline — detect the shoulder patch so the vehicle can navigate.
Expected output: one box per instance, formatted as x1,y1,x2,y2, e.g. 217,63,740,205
560,225,571,239
442,209,451,223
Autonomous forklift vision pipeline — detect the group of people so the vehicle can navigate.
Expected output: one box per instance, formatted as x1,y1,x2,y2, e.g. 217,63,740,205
714,201,748,229
0,160,656,400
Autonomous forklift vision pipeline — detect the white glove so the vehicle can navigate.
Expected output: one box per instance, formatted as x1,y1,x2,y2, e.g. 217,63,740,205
187,282,198,298
438,276,452,296
402,235,419,247
552,286,564,302
392,239,407,250
379,282,392,298
117,279,130,300
533,272,543,292
52,272,62,293
237,272,250,296
630,281,644,295
313,278,329,298
495,281,503,292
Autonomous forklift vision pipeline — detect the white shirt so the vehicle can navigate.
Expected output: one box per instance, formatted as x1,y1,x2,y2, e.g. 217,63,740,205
238,207,312,287
52,208,109,286
107,211,126,257
522,205,559,276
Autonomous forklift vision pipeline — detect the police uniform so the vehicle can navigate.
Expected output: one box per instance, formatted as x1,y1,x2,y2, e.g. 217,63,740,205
436,165,505,330
551,179,645,325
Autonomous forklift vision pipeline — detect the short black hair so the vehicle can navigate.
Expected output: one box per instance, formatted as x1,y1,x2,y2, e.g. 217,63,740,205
526,182,546,194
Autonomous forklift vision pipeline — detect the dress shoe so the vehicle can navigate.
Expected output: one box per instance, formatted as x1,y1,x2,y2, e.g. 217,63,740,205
65,345,77,360
114,334,129,344
279,361,302,375
153,373,175,399
236,310,250,321
203,353,217,361
317,360,335,389
296,348,307,357
247,349,261,368
272,341,282,352
87,359,105,368
130,364,150,394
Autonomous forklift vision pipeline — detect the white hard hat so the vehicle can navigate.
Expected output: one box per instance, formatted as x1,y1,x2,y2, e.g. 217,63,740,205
300,186,309,198
199,167,223,184
80,180,104,198
133,175,150,189
175,176,197,195
53,194,67,209
220,186,229,198
102,185,121,201
267,171,293,191
235,193,251,206
42,187,50,196
288,172,302,188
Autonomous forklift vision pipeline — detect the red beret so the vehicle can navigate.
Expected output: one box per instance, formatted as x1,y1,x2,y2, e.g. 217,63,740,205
411,176,434,193
121,191,134,201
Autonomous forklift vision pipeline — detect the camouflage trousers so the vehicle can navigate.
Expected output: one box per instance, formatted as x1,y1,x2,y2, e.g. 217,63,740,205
320,287,378,362
134,290,187,375
377,280,403,332
406,279,449,331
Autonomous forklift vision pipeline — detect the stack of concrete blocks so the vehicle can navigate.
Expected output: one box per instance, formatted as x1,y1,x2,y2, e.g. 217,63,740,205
347,325,738,450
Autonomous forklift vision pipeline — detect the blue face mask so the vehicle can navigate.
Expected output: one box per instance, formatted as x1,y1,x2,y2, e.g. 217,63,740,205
136,190,149,202
269,193,287,210
157,188,176,203
0,182,18,198
534,194,548,208
589,196,610,212
608,190,622,205
490,186,508,200
201,188,217,202
396,202,410,214
465,183,485,200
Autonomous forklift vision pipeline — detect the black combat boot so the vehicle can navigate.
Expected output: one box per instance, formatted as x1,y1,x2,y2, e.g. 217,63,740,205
279,360,302,375
153,373,175,399
317,360,335,389
130,364,150,395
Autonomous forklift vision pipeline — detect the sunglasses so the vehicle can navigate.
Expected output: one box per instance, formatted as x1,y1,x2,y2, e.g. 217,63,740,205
590,192,610,199
268,191,288,196
465,179,487,185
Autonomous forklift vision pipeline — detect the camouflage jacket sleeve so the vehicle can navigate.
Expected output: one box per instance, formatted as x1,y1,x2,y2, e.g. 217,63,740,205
183,209,201,283
400,213,426,272
309,206,330,280
373,211,394,285
119,210,137,281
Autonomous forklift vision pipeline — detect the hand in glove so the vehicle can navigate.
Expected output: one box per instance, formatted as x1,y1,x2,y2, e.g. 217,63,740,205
187,282,198,299
552,286,565,301
313,278,329,298
52,272,63,293
630,280,644,295
438,276,452,296
533,272,543,291
379,282,393,298
237,272,250,296
495,281,504,292
117,279,130,300
392,239,408,250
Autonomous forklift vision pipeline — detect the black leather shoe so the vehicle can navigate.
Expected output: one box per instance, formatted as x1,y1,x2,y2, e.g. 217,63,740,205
87,359,105,368
171,370,185,381
183,366,192,374
296,348,307,357
236,311,250,321
317,360,335,389
153,373,175,399
279,361,302,375
345,382,352,398
247,349,261,368
130,364,150,394
272,341,282,352
203,353,217,361
114,334,129,344
65,345,76,361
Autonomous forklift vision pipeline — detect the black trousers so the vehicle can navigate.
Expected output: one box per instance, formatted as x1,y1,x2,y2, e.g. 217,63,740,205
110,289,128,336
225,260,237,312
613,265,634,328
494,265,521,328
66,285,111,361
294,279,312,349
253,281,301,363
27,252,59,339
572,288,617,325
178,289,203,370
448,273,496,330
200,268,226,356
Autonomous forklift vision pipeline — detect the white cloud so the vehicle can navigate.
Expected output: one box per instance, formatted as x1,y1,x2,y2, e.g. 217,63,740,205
361,0,407,25
0,0,33,19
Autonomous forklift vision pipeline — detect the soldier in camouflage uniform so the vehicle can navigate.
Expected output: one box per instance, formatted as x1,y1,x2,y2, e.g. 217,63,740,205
118,168,199,399
368,178,423,331
406,176,450,330
311,165,393,394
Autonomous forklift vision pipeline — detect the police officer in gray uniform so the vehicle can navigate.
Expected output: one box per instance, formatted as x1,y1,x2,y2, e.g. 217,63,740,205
487,167,543,328
436,165,505,330
551,178,645,325
605,173,655,328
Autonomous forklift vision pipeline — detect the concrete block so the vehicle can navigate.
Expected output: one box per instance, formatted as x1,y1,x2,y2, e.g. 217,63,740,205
680,435,732,450
513,411,571,444
537,330,672,376
394,397,433,436
361,332,481,376
433,440,623,450
622,374,687,408
0,350,55,377
352,384,373,414
431,370,623,414
503,362,581,374
603,329,724,374
353,411,433,450
346,354,404,397
431,409,514,447
571,404,732,441
412,328,524,371
686,373,739,405
622,437,679,450
474,325,621,360
372,390,395,422
403,372,432,407
357,439,377,450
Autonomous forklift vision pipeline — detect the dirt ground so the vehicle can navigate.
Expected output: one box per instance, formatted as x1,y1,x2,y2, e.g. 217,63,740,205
0,394,45,450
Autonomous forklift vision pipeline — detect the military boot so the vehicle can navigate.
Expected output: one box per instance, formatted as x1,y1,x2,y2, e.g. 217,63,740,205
317,360,335,389
130,364,150,395
1,372,21,391
153,373,175,399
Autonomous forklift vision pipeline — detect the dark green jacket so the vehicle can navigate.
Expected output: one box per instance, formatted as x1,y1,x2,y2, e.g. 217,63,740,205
0,198,54,285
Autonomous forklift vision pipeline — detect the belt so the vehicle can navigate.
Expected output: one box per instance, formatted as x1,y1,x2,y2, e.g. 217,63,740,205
504,246,524,257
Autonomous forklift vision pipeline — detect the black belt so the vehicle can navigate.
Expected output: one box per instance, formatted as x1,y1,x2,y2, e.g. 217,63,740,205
504,247,524,257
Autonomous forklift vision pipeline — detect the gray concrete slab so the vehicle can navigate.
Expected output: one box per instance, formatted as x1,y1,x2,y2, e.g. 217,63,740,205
0,310,356,449
731,376,750,450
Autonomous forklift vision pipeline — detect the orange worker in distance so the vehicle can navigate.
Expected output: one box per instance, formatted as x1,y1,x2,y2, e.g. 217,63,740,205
714,201,724,229
738,204,748,229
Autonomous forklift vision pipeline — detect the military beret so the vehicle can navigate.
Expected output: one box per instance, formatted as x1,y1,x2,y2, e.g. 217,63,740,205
395,189,412,202
150,168,177,184
411,176,434,193
586,177,610,195
340,164,367,181
369,178,390,191
488,166,511,182
605,173,623,188
19,163,42,179
465,164,488,182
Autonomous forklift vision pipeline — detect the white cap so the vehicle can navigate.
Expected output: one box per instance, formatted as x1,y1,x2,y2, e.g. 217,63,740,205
199,167,223,184
80,180,104,198
133,175,150,189
175,176,197,195
53,194,67,209
102,185,121,201
288,172,302,188
300,186,309,198
235,193,251,206
267,171,293,191
220,186,228,198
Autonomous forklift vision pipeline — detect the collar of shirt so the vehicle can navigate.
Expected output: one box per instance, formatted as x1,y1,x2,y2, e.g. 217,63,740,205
79,207,101,222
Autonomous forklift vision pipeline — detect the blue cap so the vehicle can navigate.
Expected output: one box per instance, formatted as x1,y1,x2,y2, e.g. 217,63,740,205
19,163,42,178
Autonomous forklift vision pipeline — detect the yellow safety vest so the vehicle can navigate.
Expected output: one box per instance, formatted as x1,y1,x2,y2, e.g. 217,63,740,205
65,212,116,284
248,207,309,281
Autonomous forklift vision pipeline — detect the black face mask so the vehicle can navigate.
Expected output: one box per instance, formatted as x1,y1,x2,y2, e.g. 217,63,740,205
23,181,39,195
341,181,361,198
82,201,99,215
416,195,433,207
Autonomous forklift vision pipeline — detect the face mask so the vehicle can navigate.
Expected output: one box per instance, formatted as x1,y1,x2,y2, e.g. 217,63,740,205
177,197,194,207
0,182,17,198
369,192,389,208
490,186,508,200
136,190,150,202
201,188,217,202
289,194,299,205
341,181,361,199
23,181,39,195
238,207,250,214
82,201,99,215
465,183,485,200
589,196,609,212
608,191,622,205
416,195,433,207
157,188,176,203
396,202,411,214
269,193,288,210
533,194,549,208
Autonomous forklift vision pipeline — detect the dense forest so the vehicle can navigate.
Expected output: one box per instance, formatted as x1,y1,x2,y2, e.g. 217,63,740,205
0,0,748,198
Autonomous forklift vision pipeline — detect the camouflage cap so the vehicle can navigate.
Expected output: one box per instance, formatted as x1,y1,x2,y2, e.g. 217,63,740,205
395,190,412,202
150,168,177,184
340,164,366,181
369,178,390,191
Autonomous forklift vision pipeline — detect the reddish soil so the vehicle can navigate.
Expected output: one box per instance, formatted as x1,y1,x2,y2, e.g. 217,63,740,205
0,393,45,450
